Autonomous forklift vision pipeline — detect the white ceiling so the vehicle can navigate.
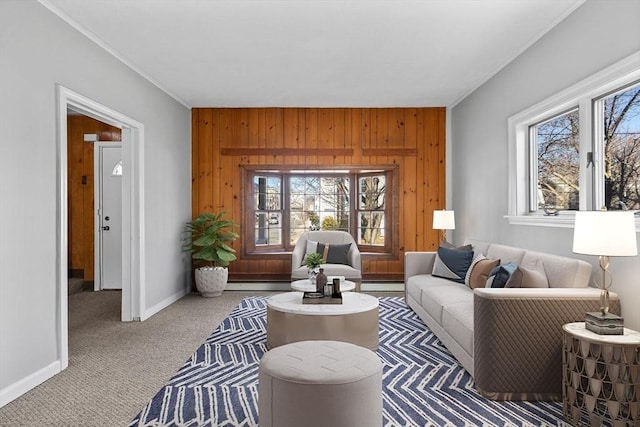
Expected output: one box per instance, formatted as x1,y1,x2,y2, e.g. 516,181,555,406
41,0,585,108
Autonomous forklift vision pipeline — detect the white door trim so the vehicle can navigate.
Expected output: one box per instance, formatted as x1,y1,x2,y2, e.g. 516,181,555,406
56,85,145,370
94,142,123,291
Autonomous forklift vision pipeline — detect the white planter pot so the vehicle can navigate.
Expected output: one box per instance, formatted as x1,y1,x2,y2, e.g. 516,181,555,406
195,266,228,297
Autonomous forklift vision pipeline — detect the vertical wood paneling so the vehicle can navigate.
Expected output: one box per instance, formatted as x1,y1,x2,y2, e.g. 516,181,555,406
305,108,318,166
425,108,443,250
192,107,446,281
415,109,427,250
403,109,418,251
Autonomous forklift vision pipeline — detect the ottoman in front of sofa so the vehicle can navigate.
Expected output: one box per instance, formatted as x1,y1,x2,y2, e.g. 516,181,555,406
258,340,383,427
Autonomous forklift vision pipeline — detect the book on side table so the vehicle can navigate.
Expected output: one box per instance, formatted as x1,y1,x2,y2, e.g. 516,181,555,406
302,291,343,304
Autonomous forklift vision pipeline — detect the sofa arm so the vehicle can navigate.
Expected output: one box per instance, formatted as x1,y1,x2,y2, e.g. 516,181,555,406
404,252,436,283
473,288,620,401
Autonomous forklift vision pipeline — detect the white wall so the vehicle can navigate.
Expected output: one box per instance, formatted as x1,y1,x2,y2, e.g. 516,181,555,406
0,0,191,404
451,0,640,330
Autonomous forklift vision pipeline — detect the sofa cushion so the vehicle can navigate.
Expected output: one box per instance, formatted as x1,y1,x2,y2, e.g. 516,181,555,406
519,259,549,288
406,275,456,304
521,251,590,288
421,284,472,325
486,244,525,266
432,246,475,283
464,239,489,256
316,243,351,265
442,302,474,357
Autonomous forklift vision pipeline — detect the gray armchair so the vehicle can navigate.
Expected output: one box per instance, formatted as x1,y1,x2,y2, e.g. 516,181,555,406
291,231,362,287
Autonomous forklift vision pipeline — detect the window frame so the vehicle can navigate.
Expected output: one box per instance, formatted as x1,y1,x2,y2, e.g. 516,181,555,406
528,107,581,213
241,164,399,258
507,51,640,228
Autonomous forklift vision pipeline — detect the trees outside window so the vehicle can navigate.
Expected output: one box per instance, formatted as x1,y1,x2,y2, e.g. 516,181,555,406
601,85,640,210
533,109,580,210
245,167,395,254
358,175,386,245
529,82,640,212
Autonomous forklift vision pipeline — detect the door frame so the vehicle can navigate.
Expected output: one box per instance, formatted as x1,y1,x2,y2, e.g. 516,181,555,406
56,85,145,370
94,142,123,291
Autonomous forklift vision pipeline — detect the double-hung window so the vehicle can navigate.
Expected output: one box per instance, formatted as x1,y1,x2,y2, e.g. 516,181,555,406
508,52,640,226
243,166,396,255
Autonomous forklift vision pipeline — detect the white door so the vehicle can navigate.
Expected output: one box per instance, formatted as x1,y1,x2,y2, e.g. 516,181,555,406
95,143,123,290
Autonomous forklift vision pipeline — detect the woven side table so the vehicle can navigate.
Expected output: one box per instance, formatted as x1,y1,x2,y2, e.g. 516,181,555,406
562,322,640,426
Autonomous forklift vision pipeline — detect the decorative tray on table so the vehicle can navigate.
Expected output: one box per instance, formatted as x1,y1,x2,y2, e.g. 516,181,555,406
302,291,343,304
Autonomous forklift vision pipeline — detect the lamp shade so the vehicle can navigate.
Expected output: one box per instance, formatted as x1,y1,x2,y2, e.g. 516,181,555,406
433,210,455,230
572,211,638,257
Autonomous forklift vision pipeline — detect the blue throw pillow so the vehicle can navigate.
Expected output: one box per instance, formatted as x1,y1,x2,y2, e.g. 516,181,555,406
431,246,474,283
486,262,522,288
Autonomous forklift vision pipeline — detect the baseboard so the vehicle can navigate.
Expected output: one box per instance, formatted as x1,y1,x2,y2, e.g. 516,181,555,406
360,282,404,292
225,282,290,292
225,281,404,292
141,287,189,321
0,360,61,408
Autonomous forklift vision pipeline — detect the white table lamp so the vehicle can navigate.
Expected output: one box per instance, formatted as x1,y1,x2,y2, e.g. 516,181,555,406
433,210,455,243
572,210,637,333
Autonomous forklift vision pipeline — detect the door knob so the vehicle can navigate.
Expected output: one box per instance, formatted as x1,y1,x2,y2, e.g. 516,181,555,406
102,226,110,231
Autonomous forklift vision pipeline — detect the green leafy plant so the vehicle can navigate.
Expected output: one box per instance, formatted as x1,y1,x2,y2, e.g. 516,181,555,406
183,212,239,267
303,252,323,270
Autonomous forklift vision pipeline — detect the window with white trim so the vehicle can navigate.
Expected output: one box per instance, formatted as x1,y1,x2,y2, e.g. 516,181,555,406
508,52,640,225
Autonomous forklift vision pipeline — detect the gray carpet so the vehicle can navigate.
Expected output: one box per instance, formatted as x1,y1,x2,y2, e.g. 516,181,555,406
0,289,402,426
0,290,269,426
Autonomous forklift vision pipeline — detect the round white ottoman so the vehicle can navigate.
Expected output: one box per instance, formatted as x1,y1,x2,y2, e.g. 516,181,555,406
258,340,383,427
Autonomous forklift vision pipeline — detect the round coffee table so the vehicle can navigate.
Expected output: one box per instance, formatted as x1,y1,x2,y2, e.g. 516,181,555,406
266,292,379,350
290,279,356,292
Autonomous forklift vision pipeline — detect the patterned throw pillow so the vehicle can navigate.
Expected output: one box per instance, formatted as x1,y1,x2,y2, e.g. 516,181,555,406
432,246,475,284
465,253,501,289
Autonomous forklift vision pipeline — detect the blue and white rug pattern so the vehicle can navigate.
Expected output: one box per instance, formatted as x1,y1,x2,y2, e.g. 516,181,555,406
130,297,567,426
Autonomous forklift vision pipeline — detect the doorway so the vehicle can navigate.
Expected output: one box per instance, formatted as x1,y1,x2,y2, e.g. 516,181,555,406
56,85,145,371
67,114,122,293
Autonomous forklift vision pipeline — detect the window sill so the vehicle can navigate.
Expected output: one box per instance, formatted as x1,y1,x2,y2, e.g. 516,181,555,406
505,213,640,231
505,214,576,228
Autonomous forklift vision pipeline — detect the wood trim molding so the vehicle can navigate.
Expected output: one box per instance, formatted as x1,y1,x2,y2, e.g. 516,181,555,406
221,148,354,156
362,148,417,156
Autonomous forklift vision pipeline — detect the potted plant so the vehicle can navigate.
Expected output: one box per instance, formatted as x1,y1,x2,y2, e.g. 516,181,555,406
303,252,324,284
183,211,239,297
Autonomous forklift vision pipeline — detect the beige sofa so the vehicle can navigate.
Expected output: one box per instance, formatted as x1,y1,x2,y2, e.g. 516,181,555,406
404,239,620,401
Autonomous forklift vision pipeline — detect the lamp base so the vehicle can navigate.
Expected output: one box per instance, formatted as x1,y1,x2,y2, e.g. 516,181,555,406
585,311,623,335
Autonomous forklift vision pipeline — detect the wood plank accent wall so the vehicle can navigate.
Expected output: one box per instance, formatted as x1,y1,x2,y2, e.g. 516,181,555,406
67,115,121,282
192,108,446,282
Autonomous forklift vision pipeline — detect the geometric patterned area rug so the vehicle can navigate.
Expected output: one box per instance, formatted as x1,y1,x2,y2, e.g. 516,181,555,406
130,296,568,427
